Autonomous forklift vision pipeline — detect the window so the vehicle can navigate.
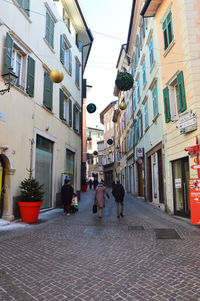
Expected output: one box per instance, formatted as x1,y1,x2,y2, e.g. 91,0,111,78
59,89,72,126
142,60,146,87
133,91,136,111
162,11,174,50
149,37,154,69
152,83,158,117
60,35,72,74
43,71,53,111
139,113,143,137
15,0,30,16
45,10,54,48
144,102,149,129
63,9,71,32
137,78,140,101
73,104,81,134
75,33,83,52
163,71,186,123
75,59,80,87
3,33,35,96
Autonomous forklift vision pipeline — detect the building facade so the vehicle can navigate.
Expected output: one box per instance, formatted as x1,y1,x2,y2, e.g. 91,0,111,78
0,0,92,220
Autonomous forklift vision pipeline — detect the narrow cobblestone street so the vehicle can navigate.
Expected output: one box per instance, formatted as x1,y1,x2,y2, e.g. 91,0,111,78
0,189,200,301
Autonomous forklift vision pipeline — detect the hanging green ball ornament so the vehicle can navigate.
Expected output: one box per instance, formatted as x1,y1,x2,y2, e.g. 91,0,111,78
115,72,134,91
87,136,92,141
93,151,98,156
87,103,96,114
107,138,113,145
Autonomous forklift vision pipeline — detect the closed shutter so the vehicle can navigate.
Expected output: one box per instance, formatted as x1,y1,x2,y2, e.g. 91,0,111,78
3,33,13,74
60,35,64,64
26,56,35,97
45,12,50,42
78,40,83,52
152,84,158,117
50,17,54,48
69,99,72,126
163,86,171,122
177,71,186,112
73,104,76,130
43,72,53,111
59,89,64,119
79,111,82,135
83,79,87,98
23,0,30,16
140,114,143,137
69,49,72,75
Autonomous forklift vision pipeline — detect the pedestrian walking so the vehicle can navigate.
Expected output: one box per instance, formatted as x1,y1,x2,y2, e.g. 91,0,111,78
112,180,125,218
93,178,98,190
61,178,74,215
94,179,110,218
89,179,93,191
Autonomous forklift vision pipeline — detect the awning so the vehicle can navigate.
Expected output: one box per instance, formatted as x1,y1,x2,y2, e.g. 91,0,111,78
140,0,163,18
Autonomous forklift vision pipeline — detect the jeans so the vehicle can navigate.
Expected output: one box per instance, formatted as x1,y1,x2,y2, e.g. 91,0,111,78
116,201,124,216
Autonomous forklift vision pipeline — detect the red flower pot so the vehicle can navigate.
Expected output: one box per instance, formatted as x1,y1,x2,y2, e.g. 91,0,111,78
81,185,88,192
18,201,42,223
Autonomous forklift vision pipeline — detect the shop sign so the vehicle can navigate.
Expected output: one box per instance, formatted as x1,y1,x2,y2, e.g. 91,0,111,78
117,155,120,162
180,111,197,134
136,147,144,158
191,165,200,170
189,178,200,225
175,178,181,188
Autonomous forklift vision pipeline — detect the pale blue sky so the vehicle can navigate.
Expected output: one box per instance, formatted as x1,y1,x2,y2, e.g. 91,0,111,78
78,0,133,129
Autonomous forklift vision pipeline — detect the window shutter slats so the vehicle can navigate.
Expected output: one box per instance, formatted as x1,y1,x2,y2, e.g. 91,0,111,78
23,0,30,16
140,114,143,137
79,111,82,135
73,104,76,130
177,71,186,113
43,72,53,111
69,99,72,127
69,49,72,75
3,33,13,74
163,86,171,123
26,56,35,97
60,35,64,64
59,89,64,119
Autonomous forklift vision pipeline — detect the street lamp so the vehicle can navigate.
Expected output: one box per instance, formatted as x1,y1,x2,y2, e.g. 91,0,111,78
0,68,18,96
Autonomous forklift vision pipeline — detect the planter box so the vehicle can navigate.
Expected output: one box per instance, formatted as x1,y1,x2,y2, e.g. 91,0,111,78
81,185,88,192
18,201,42,223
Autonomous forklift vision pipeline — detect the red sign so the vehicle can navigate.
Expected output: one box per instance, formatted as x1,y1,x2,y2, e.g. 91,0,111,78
137,158,143,165
185,145,200,152
190,178,200,225
191,165,200,170
188,150,198,156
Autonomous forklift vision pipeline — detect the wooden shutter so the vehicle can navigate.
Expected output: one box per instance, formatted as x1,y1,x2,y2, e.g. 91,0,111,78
60,35,64,64
69,49,72,75
83,79,87,98
69,99,72,126
79,111,82,135
26,56,35,97
3,33,13,74
43,72,53,111
140,114,143,137
163,86,171,123
23,0,30,16
177,71,186,112
59,89,64,119
73,104,76,130
50,17,54,48
45,12,50,42
78,40,83,52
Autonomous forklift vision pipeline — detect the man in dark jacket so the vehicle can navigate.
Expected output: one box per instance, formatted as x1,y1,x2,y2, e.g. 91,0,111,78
112,180,125,218
61,178,73,215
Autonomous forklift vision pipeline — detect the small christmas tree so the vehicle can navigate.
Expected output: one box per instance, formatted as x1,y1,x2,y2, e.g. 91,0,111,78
19,169,44,202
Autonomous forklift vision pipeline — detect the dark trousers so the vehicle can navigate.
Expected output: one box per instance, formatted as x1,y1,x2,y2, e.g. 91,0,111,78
64,203,71,213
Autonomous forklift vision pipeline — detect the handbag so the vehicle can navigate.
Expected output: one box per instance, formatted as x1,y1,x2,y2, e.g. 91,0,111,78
93,204,97,214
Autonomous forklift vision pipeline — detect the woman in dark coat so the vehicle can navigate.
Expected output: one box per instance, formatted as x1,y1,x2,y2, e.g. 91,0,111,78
61,178,73,215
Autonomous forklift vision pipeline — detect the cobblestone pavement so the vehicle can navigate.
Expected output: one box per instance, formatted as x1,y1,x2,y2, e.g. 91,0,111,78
0,189,200,301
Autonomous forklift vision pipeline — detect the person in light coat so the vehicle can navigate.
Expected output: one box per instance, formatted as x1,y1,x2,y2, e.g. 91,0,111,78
94,179,110,218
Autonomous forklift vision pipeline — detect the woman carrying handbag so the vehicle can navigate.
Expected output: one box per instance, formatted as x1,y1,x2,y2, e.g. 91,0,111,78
94,179,110,219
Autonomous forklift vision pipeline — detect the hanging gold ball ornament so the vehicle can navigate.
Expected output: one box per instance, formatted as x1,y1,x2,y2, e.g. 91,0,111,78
119,102,127,110
50,69,64,83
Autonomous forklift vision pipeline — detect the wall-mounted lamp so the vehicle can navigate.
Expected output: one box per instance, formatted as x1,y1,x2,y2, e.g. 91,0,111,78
0,68,18,96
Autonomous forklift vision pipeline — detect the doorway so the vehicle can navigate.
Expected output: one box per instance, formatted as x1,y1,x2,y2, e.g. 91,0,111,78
137,163,143,197
172,157,190,217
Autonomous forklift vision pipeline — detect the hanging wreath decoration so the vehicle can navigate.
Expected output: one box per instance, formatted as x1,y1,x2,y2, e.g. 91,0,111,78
115,72,134,91
87,136,92,141
87,103,96,114
107,138,113,145
93,151,98,156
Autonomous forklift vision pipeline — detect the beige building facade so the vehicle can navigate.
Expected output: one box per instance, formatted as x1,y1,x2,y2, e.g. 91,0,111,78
0,0,92,220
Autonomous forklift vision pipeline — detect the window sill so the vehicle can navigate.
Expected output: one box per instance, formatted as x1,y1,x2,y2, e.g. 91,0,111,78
43,38,55,54
74,129,81,136
12,0,31,23
75,82,80,90
163,40,176,57
61,119,71,128
150,61,156,74
143,82,147,90
152,113,160,123
61,64,72,77
42,105,54,115
144,125,150,133
13,84,29,96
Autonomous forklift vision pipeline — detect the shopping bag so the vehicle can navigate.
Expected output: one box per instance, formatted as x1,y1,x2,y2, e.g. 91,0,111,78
93,204,97,214
71,196,78,206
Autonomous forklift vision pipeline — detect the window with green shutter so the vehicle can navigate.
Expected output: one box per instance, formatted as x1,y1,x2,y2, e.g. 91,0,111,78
45,11,54,48
16,0,30,16
69,99,72,127
75,60,80,87
163,86,171,122
142,60,146,87
59,89,64,120
26,56,35,97
177,71,186,113
140,113,143,137
79,111,82,135
149,37,154,69
144,101,149,129
3,33,13,74
73,104,76,130
60,35,72,75
152,83,158,117
162,11,174,50
43,72,53,111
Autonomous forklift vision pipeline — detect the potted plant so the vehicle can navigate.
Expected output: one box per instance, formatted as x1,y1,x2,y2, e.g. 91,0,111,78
81,179,88,192
18,172,44,223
